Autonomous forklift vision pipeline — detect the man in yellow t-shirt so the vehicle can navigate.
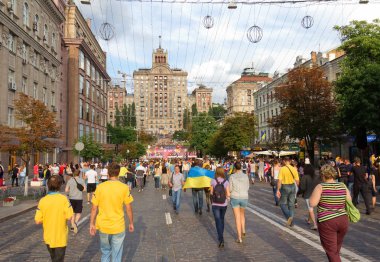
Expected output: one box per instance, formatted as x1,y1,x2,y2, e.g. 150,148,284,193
276,157,300,227
35,175,73,261
90,163,134,262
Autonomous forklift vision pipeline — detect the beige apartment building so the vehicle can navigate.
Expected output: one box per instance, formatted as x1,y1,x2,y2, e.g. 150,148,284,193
133,45,188,135
63,2,110,162
192,85,213,113
226,68,272,116
0,0,65,166
107,85,127,126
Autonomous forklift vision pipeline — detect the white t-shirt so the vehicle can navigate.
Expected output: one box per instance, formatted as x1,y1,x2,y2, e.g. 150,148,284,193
51,166,59,175
100,168,108,179
85,169,98,184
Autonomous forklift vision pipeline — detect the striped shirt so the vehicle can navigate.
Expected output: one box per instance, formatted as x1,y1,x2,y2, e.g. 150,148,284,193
317,183,347,223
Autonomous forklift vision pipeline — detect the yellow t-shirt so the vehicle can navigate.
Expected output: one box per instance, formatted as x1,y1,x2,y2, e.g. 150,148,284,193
92,180,134,234
278,165,299,185
118,167,128,177
35,193,73,248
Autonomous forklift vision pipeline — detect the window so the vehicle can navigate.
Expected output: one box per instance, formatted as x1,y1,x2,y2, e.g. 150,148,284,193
51,92,55,107
79,124,84,138
33,83,37,98
43,24,48,42
86,125,90,135
79,99,83,119
91,65,95,81
8,33,15,52
8,108,14,127
86,80,90,98
79,75,84,94
86,103,90,121
86,58,91,76
8,70,15,86
42,87,47,105
92,127,95,136
51,33,56,50
21,43,27,60
79,50,85,69
92,108,95,123
33,15,39,32
22,77,27,94
23,2,29,26
32,51,37,66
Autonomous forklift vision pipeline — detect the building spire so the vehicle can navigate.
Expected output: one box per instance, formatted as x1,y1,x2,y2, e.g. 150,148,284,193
159,35,162,49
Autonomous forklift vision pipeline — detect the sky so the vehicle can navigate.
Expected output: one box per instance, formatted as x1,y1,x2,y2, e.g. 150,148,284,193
74,0,380,103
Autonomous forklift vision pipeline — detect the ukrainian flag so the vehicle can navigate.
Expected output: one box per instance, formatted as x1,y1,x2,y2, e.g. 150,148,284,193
183,167,215,189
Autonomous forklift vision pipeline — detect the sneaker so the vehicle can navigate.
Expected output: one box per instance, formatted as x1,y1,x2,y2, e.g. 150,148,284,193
73,222,78,234
218,241,224,248
242,232,246,238
70,227,74,232
286,217,293,227
310,225,318,231
236,239,243,244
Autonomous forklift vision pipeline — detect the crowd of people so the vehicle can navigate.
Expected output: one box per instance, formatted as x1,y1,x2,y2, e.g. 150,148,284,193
17,151,379,262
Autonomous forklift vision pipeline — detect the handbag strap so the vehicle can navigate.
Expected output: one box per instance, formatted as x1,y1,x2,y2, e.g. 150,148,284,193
285,165,295,179
73,177,79,185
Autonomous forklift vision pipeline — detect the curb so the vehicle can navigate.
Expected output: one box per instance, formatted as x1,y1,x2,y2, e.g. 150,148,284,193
0,204,38,223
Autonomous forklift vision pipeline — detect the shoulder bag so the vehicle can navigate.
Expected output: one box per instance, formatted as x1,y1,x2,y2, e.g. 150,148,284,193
342,183,360,223
73,178,84,192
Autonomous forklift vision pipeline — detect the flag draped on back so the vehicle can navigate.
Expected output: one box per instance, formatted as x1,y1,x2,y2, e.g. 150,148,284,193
183,166,215,189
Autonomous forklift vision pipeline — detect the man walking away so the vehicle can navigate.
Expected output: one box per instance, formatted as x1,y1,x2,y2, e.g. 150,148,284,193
90,163,134,262
85,165,98,204
35,176,73,262
352,157,372,215
135,163,145,192
12,164,19,187
276,157,300,227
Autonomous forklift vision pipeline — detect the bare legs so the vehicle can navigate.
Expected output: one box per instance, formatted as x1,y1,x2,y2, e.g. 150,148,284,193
233,207,246,242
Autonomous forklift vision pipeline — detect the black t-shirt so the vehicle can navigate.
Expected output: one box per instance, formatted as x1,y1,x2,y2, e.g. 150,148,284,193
338,164,349,177
12,167,19,176
352,165,368,185
371,167,379,187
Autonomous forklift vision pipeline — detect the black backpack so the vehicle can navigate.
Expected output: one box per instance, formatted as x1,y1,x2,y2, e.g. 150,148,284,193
213,179,227,204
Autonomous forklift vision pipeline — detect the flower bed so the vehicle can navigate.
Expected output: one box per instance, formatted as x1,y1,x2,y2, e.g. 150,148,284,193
2,197,19,207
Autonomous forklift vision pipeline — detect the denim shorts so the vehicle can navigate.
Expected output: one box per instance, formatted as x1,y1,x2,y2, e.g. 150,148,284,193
230,198,248,209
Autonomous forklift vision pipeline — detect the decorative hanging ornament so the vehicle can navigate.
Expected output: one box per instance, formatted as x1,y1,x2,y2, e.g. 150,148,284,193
301,15,314,29
203,15,214,29
99,22,115,41
247,25,263,43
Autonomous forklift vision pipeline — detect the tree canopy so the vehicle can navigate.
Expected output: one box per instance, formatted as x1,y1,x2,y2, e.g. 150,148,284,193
334,20,380,148
208,104,227,121
272,66,337,164
74,134,103,161
189,113,218,156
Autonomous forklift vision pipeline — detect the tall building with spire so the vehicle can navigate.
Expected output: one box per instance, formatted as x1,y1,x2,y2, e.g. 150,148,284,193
133,39,188,136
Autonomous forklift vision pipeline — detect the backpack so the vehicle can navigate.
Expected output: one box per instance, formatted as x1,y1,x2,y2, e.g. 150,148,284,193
243,163,247,170
213,179,227,204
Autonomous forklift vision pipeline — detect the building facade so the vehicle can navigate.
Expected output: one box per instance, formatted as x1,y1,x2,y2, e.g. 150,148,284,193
0,0,65,166
107,85,127,126
133,45,188,135
191,85,213,113
63,2,110,162
226,68,272,116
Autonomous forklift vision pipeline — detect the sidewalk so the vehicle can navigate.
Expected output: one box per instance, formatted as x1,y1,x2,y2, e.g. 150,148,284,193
0,200,38,223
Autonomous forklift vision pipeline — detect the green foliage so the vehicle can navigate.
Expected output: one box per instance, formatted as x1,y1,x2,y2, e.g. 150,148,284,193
74,134,103,161
113,103,136,128
191,103,198,116
208,104,227,121
138,131,156,145
218,112,256,151
173,130,190,141
183,108,191,130
207,130,229,158
120,142,146,159
107,124,136,145
334,20,380,139
115,106,122,127
189,113,218,156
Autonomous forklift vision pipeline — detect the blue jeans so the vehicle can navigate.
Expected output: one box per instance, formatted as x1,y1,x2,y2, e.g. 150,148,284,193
279,184,296,220
183,170,189,180
172,189,182,211
212,205,227,242
348,182,354,197
99,231,125,262
154,176,160,188
192,189,203,212
19,176,26,187
272,180,279,205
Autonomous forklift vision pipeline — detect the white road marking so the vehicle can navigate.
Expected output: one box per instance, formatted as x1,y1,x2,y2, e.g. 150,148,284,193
165,212,172,225
376,202,380,205
247,203,371,262
77,214,90,227
163,194,167,200
259,188,273,193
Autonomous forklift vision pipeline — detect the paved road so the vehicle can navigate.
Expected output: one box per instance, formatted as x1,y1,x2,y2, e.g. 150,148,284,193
0,178,378,261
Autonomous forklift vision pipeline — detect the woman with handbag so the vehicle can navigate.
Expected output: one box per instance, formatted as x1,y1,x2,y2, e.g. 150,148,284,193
310,164,352,262
271,160,281,206
65,169,86,234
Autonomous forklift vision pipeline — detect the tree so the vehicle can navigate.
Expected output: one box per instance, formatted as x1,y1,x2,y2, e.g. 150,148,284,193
191,103,198,116
107,124,136,153
73,134,103,161
115,106,122,127
207,130,229,158
334,20,380,150
0,94,60,179
217,112,256,152
183,108,191,130
138,131,156,145
272,66,337,164
130,102,136,128
208,104,227,121
120,142,146,160
189,113,218,157
173,130,190,141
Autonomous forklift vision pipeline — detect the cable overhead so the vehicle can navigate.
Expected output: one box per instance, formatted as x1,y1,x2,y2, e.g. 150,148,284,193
189,2,205,83
140,1,146,66
175,3,185,68
129,1,138,71
118,0,132,74
183,3,194,70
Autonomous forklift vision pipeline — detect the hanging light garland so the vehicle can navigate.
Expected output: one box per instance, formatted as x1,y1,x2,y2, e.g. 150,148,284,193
99,22,115,41
301,15,314,29
247,25,263,43
203,15,214,29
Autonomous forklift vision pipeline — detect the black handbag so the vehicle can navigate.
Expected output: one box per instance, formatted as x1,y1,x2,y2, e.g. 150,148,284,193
74,178,84,191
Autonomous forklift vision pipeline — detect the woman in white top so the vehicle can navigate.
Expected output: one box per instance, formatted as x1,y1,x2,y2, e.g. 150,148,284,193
99,164,108,183
271,160,281,206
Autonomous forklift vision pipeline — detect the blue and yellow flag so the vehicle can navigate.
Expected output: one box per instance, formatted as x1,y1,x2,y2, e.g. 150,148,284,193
183,167,215,189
